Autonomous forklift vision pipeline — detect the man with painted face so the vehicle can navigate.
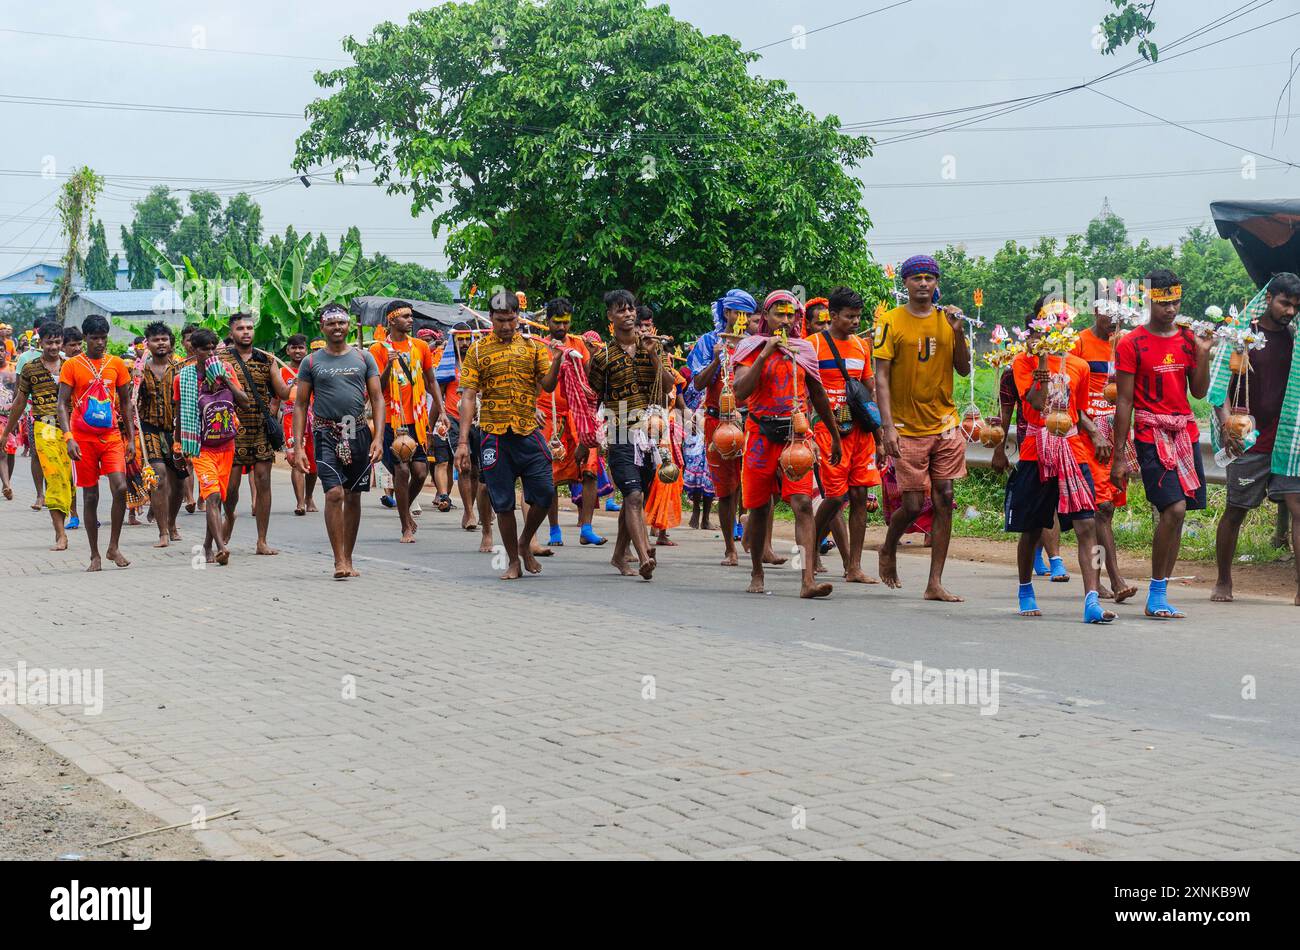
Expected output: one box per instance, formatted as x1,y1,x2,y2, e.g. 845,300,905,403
1111,269,1214,620
688,289,756,566
731,290,841,598
874,254,971,603
456,288,565,580
1211,271,1300,607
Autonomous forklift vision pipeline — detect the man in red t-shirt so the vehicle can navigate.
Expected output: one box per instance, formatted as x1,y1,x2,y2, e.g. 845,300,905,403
1112,269,1214,619
809,287,881,584
732,291,840,599
56,314,135,572
1003,300,1114,623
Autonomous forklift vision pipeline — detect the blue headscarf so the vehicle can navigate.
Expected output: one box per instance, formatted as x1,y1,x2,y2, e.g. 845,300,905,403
899,255,942,303
711,289,757,333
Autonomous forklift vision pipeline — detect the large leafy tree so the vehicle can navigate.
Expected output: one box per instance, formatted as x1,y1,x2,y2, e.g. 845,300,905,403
121,186,184,289
293,0,883,336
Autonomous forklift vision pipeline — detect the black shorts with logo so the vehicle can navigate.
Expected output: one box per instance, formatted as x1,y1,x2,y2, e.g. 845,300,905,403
314,424,373,494
478,429,555,514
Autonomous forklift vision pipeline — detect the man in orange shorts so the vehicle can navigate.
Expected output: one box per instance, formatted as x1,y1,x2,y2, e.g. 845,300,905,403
874,255,971,602
538,297,604,546
56,314,135,572
732,290,840,598
810,287,882,584
688,289,757,566
1071,299,1136,602
173,329,251,565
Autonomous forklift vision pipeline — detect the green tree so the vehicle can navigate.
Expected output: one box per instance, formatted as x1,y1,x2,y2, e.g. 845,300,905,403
82,219,118,290
169,190,223,274
1098,1,1158,61
293,0,882,337
121,185,184,288
369,254,454,303
220,193,265,270
1,296,44,333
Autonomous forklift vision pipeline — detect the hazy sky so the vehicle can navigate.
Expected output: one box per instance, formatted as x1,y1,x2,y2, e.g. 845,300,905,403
2,0,1297,278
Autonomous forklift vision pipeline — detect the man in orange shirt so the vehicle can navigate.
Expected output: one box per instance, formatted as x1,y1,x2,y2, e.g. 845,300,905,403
56,314,135,571
368,300,447,543
809,287,881,584
537,297,604,546
1071,299,1136,602
1002,298,1115,623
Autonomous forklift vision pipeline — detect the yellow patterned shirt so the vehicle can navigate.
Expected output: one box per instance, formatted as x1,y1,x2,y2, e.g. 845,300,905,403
459,333,551,435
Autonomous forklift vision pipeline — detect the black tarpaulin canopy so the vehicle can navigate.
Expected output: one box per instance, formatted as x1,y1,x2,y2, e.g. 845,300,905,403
349,296,465,334
1210,198,1300,287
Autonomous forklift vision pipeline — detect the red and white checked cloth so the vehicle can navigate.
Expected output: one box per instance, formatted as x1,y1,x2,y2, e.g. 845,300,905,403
1028,423,1096,514
1134,410,1201,496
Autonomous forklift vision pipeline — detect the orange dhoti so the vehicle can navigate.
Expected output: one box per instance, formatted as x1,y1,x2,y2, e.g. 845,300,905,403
646,463,683,531
540,401,598,484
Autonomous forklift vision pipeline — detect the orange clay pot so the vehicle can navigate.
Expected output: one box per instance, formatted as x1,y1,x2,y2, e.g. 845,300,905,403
791,410,810,436
961,409,982,443
1104,382,1118,404
1224,413,1255,442
390,433,418,462
1044,410,1073,437
1229,350,1248,375
779,439,816,479
657,461,680,484
978,423,1005,448
719,387,736,415
712,419,744,460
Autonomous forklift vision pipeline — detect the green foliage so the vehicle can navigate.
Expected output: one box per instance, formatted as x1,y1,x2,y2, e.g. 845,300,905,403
82,219,117,291
0,296,47,332
922,210,1255,331
1099,1,1158,61
293,0,883,338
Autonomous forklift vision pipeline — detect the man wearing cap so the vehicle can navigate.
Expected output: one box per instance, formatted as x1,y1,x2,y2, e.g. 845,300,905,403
874,254,971,602
688,289,756,566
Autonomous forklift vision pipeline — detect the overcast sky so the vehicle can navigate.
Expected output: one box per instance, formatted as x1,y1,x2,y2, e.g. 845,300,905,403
2,0,1297,278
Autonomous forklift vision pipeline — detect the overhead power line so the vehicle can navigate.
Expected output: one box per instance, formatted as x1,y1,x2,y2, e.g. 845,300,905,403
744,0,918,53
0,27,348,63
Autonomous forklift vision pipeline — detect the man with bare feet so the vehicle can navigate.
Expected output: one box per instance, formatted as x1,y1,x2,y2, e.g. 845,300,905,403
221,312,292,557
172,329,252,566
456,289,563,580
810,286,882,585
874,255,970,602
0,321,72,550
135,322,186,548
57,314,135,572
293,305,385,579
688,289,756,566
1211,272,1300,606
586,290,676,580
732,290,841,598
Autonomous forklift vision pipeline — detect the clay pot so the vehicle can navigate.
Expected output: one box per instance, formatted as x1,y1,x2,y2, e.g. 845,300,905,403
549,439,567,463
792,410,810,436
961,409,982,443
978,424,1005,448
1225,413,1254,442
646,414,666,441
657,461,680,484
712,419,744,459
719,387,736,415
1044,410,1073,437
1229,349,1248,375
390,433,418,462
864,493,879,513
779,439,816,479
1104,382,1118,404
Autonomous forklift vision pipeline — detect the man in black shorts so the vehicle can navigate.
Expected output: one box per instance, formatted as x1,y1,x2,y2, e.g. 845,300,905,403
586,290,676,580
292,304,384,579
455,290,564,580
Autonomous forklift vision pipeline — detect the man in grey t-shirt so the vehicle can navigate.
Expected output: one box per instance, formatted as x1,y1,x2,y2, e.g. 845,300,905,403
292,304,386,579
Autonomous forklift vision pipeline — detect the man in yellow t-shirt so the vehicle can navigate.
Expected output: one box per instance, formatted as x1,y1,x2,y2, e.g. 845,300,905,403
874,254,971,601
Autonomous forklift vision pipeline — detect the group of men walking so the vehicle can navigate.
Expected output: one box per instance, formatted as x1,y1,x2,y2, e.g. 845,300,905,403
4,261,1298,618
